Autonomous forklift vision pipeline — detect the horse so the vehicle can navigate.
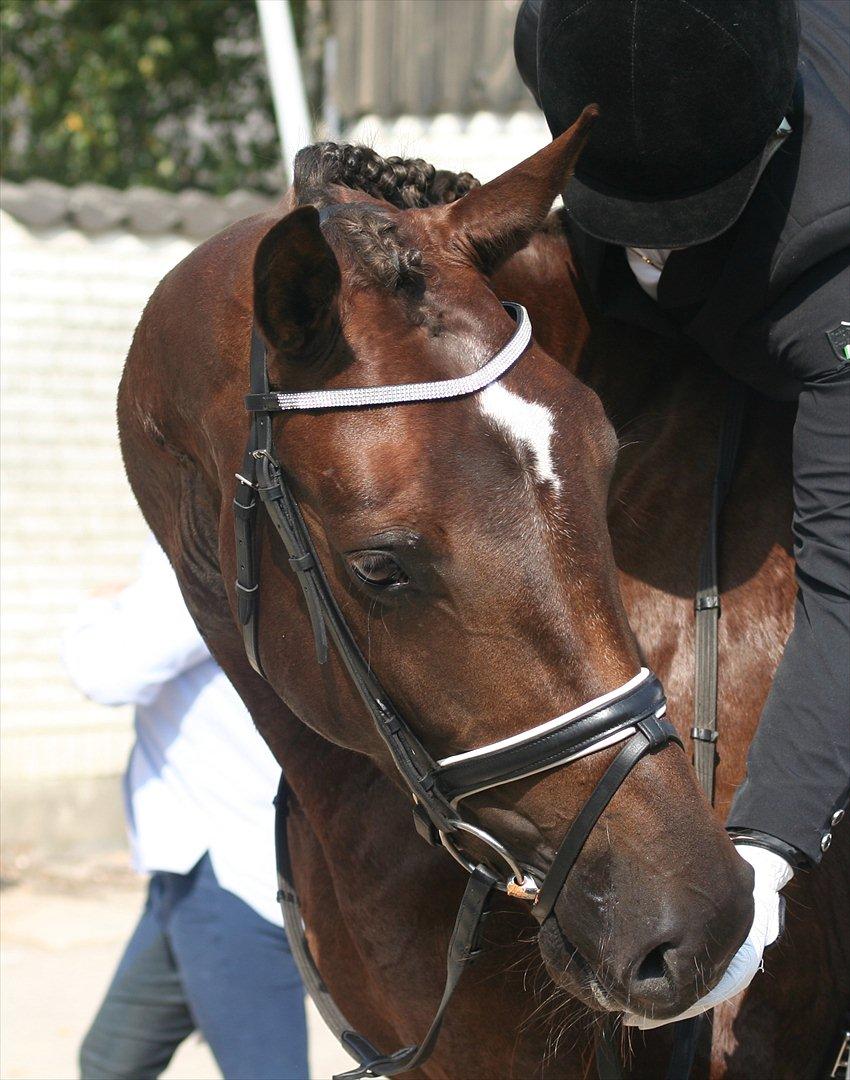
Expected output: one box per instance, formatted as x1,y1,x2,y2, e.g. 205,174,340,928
117,114,849,1077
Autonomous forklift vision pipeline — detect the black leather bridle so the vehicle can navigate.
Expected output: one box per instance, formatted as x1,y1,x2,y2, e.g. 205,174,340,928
232,292,690,1078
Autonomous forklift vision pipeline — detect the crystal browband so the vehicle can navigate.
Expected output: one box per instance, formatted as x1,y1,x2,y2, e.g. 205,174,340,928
245,302,531,413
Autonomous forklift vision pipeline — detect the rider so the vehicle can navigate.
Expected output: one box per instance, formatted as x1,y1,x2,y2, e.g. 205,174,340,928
514,0,849,1027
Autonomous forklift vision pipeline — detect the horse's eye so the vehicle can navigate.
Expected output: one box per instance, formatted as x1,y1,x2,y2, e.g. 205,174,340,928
349,551,409,590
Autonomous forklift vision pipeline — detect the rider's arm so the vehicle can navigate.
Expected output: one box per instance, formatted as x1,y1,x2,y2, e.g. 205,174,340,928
727,253,850,866
63,539,211,708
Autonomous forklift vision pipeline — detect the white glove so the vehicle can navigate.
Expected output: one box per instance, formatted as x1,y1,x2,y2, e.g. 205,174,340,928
623,843,793,1030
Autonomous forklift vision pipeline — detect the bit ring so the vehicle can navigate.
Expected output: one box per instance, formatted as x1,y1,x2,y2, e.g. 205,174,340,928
439,821,540,901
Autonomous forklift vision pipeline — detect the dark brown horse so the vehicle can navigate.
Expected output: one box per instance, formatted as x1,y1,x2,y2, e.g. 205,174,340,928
118,116,849,1077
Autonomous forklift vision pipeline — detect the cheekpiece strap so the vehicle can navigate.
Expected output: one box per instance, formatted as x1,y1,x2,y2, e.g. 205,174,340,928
232,326,274,678
238,328,458,837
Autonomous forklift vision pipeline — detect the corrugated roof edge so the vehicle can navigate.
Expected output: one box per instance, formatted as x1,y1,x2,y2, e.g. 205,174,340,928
0,178,280,240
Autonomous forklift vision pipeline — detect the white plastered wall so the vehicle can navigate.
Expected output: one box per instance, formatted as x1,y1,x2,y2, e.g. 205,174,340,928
0,211,195,783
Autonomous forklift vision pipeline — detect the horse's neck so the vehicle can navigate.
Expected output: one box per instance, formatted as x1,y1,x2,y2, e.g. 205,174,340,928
501,229,796,819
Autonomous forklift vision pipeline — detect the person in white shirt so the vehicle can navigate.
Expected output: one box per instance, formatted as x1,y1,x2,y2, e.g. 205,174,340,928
64,538,308,1080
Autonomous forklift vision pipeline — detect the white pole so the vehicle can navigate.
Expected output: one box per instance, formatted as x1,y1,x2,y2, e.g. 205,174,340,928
256,0,313,181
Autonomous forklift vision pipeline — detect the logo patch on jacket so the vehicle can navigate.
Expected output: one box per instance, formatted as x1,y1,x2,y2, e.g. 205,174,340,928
826,322,850,362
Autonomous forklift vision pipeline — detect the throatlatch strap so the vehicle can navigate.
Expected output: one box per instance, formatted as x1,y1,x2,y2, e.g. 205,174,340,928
692,384,747,801
274,775,497,1080
274,777,362,1046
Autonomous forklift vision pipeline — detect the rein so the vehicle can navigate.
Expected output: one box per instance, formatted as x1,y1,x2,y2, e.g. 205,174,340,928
596,382,747,1080
232,293,743,1077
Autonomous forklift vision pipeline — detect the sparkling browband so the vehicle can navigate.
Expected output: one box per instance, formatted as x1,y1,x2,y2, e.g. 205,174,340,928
245,302,531,413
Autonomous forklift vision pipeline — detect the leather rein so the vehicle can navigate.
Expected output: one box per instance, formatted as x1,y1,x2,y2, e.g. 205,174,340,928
231,291,710,1078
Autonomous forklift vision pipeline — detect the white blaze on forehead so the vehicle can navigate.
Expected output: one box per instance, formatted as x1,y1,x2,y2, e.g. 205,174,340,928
478,382,561,492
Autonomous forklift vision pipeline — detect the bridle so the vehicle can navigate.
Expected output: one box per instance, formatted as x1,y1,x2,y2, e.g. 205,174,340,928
234,299,682,906
232,285,687,1077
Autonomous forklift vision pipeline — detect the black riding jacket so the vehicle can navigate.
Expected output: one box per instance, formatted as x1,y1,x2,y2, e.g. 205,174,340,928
515,0,850,865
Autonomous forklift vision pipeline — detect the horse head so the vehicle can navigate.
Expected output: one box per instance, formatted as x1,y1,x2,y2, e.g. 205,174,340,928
241,108,752,1021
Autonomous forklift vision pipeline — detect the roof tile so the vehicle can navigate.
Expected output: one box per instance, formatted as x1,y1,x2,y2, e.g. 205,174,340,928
0,179,278,240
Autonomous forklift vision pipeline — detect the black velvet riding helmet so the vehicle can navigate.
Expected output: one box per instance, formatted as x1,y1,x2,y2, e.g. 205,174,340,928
530,0,800,248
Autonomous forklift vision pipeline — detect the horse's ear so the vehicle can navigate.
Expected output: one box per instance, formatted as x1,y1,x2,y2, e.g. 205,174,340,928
446,104,598,274
253,205,341,361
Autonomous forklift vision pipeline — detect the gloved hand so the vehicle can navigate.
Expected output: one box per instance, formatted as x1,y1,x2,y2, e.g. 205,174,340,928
623,843,793,1030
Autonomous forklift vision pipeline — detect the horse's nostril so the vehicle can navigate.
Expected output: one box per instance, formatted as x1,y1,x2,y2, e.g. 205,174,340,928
634,941,675,985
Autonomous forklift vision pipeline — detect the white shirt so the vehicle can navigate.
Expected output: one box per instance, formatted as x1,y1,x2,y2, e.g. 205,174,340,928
625,246,673,301
63,539,283,926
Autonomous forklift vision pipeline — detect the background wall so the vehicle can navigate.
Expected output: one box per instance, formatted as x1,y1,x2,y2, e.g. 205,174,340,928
0,213,191,784
331,0,534,121
0,211,193,849
0,181,279,849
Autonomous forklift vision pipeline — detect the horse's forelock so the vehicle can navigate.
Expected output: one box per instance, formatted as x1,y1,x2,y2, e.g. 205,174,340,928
324,208,426,292
290,142,476,294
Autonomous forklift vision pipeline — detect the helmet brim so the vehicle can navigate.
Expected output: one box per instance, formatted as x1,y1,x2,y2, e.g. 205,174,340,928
562,135,780,249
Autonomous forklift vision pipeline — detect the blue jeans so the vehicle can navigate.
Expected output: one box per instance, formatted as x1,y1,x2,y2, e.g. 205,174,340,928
79,853,308,1079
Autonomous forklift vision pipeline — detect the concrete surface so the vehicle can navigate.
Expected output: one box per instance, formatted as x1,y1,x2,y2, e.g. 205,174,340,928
0,851,355,1080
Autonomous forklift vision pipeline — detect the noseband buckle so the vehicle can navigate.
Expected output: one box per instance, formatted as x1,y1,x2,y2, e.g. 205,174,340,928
411,801,442,847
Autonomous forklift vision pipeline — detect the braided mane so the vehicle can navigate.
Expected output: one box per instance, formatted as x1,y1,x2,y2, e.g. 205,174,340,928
293,142,480,209
291,143,480,290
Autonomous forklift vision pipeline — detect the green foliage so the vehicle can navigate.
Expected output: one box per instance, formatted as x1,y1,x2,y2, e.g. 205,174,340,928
0,0,304,194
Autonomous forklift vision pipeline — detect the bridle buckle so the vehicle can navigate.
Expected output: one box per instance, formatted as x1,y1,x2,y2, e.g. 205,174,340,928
506,874,540,903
